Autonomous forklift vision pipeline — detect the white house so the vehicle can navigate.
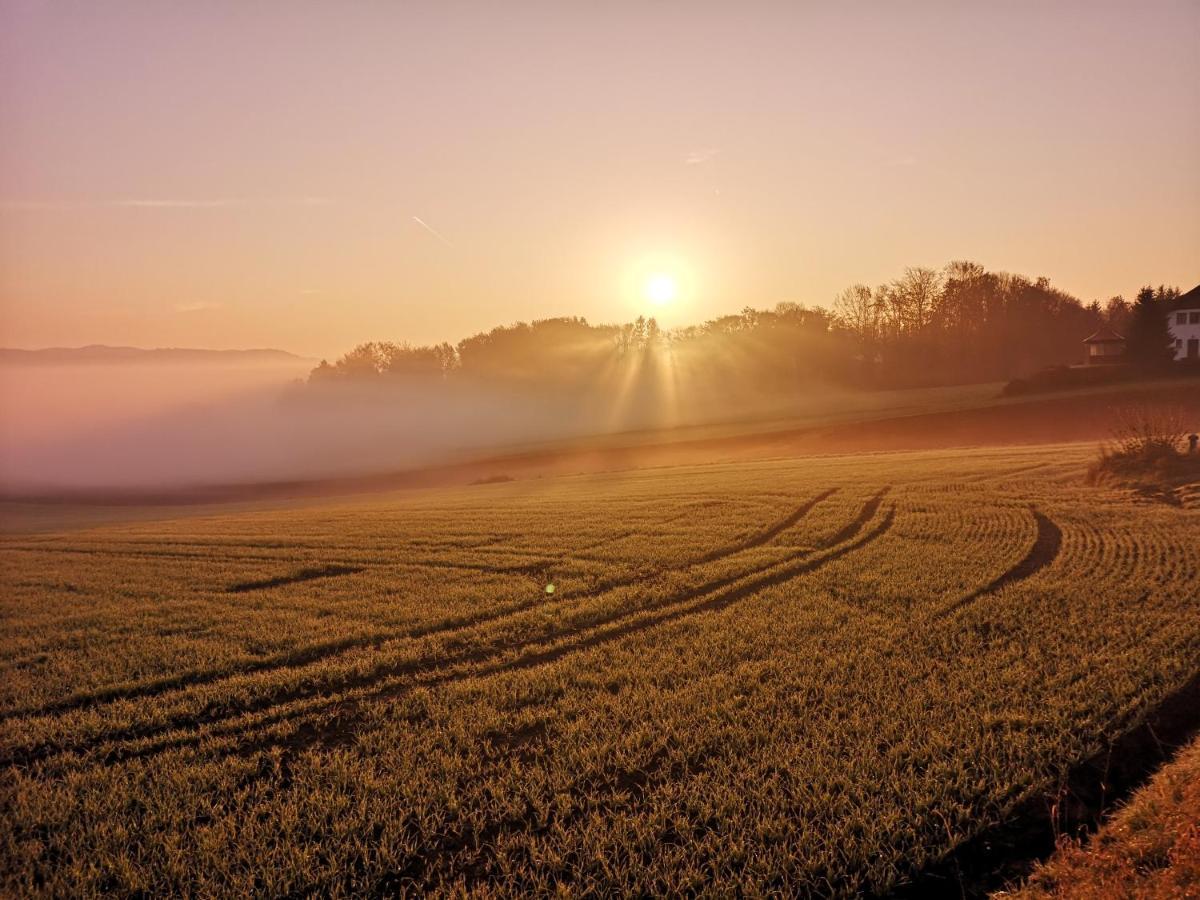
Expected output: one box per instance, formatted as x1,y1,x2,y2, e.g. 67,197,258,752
1169,284,1200,361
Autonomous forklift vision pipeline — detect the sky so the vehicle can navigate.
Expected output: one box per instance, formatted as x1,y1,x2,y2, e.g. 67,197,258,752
2,0,1198,359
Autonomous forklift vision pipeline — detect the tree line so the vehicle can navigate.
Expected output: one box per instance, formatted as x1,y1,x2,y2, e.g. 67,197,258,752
307,262,1185,399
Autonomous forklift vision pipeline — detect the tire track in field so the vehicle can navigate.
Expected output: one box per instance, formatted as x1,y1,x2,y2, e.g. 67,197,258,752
690,490,842,563
103,499,896,770
225,564,363,593
0,532,512,560
0,545,344,566
309,658,1200,897
930,508,1062,620
12,491,890,769
0,500,780,724
2,488,853,759
115,491,879,763
2,544,541,579
576,488,845,597
281,510,1152,897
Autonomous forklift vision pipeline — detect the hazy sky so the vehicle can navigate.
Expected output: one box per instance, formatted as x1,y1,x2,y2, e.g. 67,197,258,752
3,0,1198,358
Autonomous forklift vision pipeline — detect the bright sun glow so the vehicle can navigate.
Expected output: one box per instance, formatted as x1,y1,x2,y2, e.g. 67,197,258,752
643,273,678,306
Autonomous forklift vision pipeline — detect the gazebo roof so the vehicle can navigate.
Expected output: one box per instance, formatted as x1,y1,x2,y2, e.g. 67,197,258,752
1082,325,1124,344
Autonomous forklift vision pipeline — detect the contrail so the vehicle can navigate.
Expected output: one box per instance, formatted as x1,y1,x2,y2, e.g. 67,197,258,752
412,215,454,248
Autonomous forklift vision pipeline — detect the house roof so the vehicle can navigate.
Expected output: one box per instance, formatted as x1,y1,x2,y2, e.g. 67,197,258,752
1083,325,1124,343
1175,283,1200,311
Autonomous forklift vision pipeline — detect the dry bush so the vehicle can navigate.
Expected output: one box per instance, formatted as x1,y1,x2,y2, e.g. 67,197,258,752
1107,404,1188,457
1087,404,1197,486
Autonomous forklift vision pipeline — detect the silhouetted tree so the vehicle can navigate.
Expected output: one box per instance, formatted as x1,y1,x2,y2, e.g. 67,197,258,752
1124,286,1175,369
308,341,455,383
1103,296,1132,335
306,266,1184,403
833,284,881,360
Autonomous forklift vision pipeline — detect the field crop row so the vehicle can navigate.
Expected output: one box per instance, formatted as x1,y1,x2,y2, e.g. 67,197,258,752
2,446,1198,896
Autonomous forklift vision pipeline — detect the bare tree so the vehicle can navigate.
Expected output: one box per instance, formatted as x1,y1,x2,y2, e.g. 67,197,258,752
887,267,942,335
833,284,880,346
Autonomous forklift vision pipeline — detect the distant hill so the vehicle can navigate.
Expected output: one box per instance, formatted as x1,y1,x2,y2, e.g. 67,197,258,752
0,345,314,366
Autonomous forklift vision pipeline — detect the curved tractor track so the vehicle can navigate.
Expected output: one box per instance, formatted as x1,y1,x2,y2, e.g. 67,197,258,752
2,489,839,725
234,503,898,765
5,489,893,770
4,487,892,768
931,508,1062,620
225,564,363,593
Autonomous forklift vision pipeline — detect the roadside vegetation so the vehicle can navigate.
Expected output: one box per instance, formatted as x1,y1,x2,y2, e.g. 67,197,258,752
1004,732,1200,899
2,445,1199,895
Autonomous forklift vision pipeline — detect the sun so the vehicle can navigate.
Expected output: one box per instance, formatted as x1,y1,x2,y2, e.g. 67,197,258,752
643,273,678,307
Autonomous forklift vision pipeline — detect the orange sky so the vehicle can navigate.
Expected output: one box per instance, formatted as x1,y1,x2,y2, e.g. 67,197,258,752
2,1,1198,359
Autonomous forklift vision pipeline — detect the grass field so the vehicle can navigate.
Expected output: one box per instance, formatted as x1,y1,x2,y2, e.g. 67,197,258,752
3,443,1200,896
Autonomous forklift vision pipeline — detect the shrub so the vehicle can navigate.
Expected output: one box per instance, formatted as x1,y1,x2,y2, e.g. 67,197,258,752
1087,404,1197,487
1107,405,1187,458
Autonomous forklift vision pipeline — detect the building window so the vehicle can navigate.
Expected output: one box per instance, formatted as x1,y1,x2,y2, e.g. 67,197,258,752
1179,313,1189,324
1191,312,1200,324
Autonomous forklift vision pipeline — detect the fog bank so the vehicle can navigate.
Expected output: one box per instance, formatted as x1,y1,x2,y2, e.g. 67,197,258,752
1,358,857,493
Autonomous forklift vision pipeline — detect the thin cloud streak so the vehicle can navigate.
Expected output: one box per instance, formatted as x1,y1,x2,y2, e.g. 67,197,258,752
412,215,454,248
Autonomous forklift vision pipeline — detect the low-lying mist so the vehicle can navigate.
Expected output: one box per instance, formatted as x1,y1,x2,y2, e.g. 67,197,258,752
0,358,859,494
6,264,1159,496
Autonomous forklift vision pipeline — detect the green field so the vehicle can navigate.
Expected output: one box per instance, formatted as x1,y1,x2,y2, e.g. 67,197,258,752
3,443,1199,896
